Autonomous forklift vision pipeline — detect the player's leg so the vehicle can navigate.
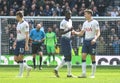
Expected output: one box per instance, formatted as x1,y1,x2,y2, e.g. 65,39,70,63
17,54,24,77
90,43,97,78
90,55,96,78
78,40,88,78
33,54,36,69
14,41,23,77
54,37,66,77
51,46,55,62
38,45,43,70
47,46,51,64
78,53,87,78
65,39,72,77
38,51,43,70
18,40,32,77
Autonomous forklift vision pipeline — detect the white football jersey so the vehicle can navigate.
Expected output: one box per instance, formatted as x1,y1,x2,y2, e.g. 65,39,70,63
60,19,72,38
16,21,29,41
82,19,100,39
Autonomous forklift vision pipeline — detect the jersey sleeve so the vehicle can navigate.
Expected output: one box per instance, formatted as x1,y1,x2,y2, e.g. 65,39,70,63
60,21,66,30
24,22,29,32
95,21,100,30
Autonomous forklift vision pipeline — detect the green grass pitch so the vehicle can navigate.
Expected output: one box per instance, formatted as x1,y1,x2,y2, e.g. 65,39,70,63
0,66,120,83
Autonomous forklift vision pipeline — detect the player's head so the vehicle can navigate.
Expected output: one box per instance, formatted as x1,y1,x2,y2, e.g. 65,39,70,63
36,24,41,31
84,9,93,20
65,10,72,19
16,11,24,21
48,27,52,33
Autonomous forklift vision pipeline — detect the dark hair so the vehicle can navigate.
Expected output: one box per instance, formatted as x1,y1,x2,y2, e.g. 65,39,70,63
84,9,93,15
65,10,71,15
16,11,24,18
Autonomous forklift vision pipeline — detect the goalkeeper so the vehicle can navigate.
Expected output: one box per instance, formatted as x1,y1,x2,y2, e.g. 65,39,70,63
44,27,57,64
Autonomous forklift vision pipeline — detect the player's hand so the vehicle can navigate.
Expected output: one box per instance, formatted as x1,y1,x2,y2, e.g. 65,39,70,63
25,44,29,51
71,30,76,35
91,39,96,45
13,42,16,49
38,40,42,43
34,40,38,42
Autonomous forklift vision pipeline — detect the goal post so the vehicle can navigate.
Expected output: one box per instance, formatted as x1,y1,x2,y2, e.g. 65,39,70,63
0,16,120,65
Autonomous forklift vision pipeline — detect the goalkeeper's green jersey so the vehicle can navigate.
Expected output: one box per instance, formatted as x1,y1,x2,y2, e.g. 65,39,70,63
44,32,57,46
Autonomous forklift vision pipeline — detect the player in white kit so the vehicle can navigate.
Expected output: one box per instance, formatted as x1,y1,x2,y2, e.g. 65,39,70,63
72,9,100,78
54,10,74,78
13,11,32,77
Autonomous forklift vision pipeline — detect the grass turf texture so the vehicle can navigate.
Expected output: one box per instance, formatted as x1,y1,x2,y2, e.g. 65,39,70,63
0,66,120,83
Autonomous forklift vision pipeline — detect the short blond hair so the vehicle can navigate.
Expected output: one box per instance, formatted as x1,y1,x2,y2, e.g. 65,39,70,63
16,11,24,18
84,9,93,15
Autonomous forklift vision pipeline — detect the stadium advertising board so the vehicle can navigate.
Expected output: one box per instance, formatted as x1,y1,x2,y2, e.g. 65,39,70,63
0,55,120,66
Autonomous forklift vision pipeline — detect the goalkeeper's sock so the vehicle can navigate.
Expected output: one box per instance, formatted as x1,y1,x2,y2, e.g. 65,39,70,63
82,60,86,75
66,61,72,75
18,61,24,76
53,54,55,62
91,61,96,76
55,59,65,71
48,54,51,64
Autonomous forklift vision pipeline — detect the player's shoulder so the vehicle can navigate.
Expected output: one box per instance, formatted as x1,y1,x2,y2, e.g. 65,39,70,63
61,19,67,24
23,20,29,25
92,19,99,24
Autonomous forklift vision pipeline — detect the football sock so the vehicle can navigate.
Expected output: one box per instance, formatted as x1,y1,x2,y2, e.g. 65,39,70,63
18,61,24,76
67,61,72,75
33,58,36,68
40,56,42,67
92,61,96,76
55,59,65,71
82,60,86,74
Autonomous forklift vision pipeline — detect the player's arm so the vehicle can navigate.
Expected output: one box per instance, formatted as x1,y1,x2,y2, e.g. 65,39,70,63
91,21,100,45
13,39,17,49
25,23,29,51
60,21,73,35
94,29,100,40
25,31,29,49
60,27,73,35
72,30,85,36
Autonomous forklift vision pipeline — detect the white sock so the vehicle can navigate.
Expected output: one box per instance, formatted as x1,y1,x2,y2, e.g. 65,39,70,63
67,62,72,75
55,59,65,71
82,62,86,74
23,62,29,69
19,63,24,76
92,63,96,76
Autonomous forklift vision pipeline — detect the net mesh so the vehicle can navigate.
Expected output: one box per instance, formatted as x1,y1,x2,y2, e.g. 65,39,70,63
0,17,120,55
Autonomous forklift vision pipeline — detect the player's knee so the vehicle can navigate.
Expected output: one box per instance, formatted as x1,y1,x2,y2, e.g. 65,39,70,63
33,54,36,58
64,56,71,62
92,61,96,64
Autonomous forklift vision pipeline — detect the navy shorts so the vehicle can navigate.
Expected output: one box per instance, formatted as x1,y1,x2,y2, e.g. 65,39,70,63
61,37,72,61
82,39,96,55
14,40,25,56
32,43,42,54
